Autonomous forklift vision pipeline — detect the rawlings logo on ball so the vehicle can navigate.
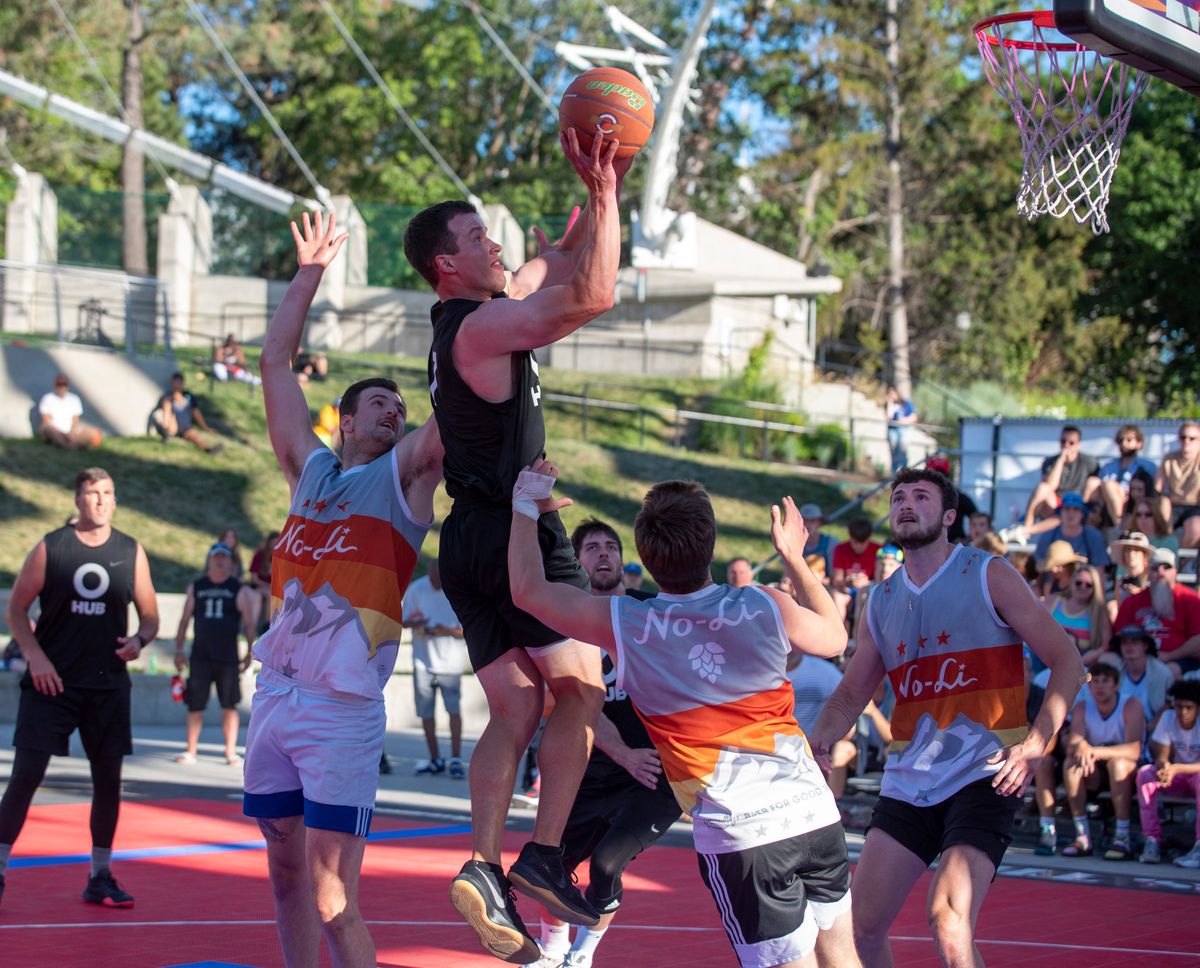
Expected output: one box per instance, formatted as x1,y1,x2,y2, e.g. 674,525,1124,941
586,80,647,111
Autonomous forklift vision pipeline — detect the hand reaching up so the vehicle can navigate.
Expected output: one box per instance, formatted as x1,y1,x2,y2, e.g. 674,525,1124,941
291,210,349,269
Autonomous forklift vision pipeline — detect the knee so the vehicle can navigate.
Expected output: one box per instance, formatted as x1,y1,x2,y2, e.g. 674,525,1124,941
550,678,605,719
853,914,890,952
928,901,972,953
314,882,356,928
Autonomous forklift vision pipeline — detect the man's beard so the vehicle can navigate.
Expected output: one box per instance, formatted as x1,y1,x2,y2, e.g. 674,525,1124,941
588,570,623,593
894,519,943,552
1151,580,1175,620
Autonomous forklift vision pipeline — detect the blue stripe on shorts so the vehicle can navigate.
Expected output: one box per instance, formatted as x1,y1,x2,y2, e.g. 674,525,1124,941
305,799,374,837
243,788,305,819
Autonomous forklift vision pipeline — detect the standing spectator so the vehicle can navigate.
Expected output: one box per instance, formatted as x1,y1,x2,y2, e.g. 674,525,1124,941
1016,425,1100,538
1157,422,1200,556
37,374,102,450
0,467,159,908
1111,625,1173,726
724,556,754,588
1091,425,1156,527
248,531,278,634
212,334,261,386
151,373,225,455
402,559,468,779
620,562,644,592
173,543,258,765
1137,679,1200,867
1114,548,1200,677
884,386,917,474
800,502,838,579
831,516,880,623
1061,663,1145,859
1034,492,1110,569
1045,563,1111,665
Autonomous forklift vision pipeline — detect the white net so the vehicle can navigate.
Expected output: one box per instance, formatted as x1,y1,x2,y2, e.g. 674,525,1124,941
975,12,1148,234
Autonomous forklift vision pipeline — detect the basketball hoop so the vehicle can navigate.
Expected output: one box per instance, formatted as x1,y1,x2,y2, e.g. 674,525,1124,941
974,10,1148,234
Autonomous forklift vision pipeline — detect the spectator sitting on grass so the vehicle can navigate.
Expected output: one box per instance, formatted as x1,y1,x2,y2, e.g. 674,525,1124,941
37,373,102,450
1137,678,1200,867
150,373,224,455
213,334,261,386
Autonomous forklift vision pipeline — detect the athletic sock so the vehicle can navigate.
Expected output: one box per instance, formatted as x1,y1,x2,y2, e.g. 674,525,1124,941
1039,819,1056,837
541,921,570,957
1115,819,1131,842
1072,816,1090,845
0,843,11,876
570,925,607,958
91,847,113,877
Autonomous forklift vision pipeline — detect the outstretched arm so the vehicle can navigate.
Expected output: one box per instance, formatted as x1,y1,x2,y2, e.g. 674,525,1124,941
259,211,348,492
508,459,615,652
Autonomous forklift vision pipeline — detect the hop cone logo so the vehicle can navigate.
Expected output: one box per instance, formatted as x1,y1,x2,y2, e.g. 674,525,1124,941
689,641,725,683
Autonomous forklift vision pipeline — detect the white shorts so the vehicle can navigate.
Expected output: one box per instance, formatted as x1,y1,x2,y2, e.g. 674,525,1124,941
242,667,385,836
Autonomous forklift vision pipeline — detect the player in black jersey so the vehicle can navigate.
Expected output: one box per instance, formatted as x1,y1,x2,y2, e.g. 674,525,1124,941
173,541,259,766
524,519,680,968
403,130,632,963
0,467,159,909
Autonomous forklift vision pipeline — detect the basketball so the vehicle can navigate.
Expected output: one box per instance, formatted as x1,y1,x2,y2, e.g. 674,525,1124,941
558,67,655,160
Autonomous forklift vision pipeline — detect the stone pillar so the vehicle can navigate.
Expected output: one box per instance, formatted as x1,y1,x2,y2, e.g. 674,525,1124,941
307,195,366,351
481,203,525,275
3,172,57,334
155,186,211,350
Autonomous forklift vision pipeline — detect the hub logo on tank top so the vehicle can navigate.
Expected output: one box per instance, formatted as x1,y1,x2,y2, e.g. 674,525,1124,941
71,562,110,615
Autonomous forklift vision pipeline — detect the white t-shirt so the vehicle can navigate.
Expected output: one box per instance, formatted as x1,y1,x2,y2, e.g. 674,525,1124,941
788,655,844,735
402,575,466,675
38,391,82,434
1151,709,1200,764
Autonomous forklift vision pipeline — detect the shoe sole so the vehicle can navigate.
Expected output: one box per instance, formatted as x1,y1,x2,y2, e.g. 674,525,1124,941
448,878,539,964
83,895,134,908
507,869,600,927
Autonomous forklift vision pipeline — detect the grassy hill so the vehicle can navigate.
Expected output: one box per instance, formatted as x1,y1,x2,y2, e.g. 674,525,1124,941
0,351,884,592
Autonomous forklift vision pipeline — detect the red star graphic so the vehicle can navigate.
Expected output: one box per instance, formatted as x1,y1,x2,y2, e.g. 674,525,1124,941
884,584,893,594
897,641,907,658
312,500,328,512
301,499,311,508
918,636,928,649
336,501,351,512
937,630,950,645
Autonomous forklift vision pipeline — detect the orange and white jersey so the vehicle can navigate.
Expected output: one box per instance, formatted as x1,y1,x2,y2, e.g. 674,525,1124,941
611,584,839,855
866,544,1027,806
255,447,431,700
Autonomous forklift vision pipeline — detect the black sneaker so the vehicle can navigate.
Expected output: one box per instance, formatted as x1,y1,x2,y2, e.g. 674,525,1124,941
82,869,134,908
508,842,599,927
449,860,539,964
0,872,5,907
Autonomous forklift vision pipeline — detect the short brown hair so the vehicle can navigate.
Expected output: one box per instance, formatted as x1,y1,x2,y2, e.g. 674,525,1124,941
74,467,112,494
339,377,403,420
1115,424,1144,445
403,200,479,289
634,481,716,593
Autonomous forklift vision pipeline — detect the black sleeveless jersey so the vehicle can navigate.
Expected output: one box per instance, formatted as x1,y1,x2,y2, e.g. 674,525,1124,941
33,526,139,689
427,297,547,506
191,575,243,665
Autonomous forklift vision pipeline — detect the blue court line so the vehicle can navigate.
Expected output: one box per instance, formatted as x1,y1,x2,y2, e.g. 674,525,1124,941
10,822,472,870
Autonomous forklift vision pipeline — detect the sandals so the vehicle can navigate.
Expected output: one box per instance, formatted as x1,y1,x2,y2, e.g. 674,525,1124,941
225,753,243,766
1061,837,1093,857
175,752,197,764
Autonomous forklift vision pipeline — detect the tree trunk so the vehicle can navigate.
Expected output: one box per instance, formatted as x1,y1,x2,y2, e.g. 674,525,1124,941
121,0,148,276
884,0,911,399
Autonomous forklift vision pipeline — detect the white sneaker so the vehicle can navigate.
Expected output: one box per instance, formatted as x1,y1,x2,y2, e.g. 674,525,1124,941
563,951,594,967
521,944,566,968
1173,843,1200,868
1139,836,1161,864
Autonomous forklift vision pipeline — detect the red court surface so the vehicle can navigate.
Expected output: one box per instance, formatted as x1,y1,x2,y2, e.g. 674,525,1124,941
1,799,1197,967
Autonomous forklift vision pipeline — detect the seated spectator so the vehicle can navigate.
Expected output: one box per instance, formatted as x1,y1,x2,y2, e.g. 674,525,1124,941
312,396,342,450
927,456,977,543
1034,492,1110,569
1110,624,1173,727
1109,531,1153,619
726,556,755,587
1061,662,1146,859
1158,421,1200,557
974,532,1008,556
1137,679,1200,867
1007,549,1039,591
967,511,995,545
831,516,880,620
1114,548,1200,677
1123,496,1179,558
1045,563,1111,665
804,553,828,584
1036,539,1085,601
1091,424,1156,528
293,349,329,383
1029,652,1066,855
212,333,261,385
873,543,904,582
621,562,644,592
150,372,225,455
1017,424,1100,538
800,503,838,580
37,373,102,450
248,530,279,634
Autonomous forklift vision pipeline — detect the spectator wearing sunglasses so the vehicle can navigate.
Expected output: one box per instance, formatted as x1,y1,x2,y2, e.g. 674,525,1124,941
1114,548,1200,677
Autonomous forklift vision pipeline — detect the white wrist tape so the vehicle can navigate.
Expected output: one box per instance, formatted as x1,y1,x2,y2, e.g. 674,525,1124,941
513,469,556,520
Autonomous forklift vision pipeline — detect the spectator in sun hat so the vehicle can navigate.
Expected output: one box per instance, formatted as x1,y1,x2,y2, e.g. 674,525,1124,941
1034,491,1110,569
1037,539,1087,599
799,502,838,579
1114,547,1200,677
1109,531,1154,614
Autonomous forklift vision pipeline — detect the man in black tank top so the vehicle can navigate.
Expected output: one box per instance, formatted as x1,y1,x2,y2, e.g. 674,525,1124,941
403,131,631,962
0,468,159,910
172,542,259,766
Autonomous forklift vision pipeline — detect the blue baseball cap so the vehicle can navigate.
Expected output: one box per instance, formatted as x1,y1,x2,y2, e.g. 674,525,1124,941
208,542,234,558
1059,492,1087,512
623,562,643,575
878,544,904,561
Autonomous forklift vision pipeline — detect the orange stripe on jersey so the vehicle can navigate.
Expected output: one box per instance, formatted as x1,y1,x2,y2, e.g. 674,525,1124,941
273,513,417,579
889,643,1023,706
889,684,1029,745
273,557,413,623
636,683,801,787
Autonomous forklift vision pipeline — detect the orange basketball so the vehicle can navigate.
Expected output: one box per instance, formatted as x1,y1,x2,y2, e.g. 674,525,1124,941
558,67,655,160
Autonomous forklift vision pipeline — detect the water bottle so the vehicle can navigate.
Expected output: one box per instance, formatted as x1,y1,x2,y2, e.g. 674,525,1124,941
171,675,185,702
148,650,158,675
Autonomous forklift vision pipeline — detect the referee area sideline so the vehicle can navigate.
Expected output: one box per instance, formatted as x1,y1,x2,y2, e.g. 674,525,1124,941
0,720,1197,967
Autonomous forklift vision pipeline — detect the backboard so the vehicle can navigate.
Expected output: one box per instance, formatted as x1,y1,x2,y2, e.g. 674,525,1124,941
1054,0,1200,95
